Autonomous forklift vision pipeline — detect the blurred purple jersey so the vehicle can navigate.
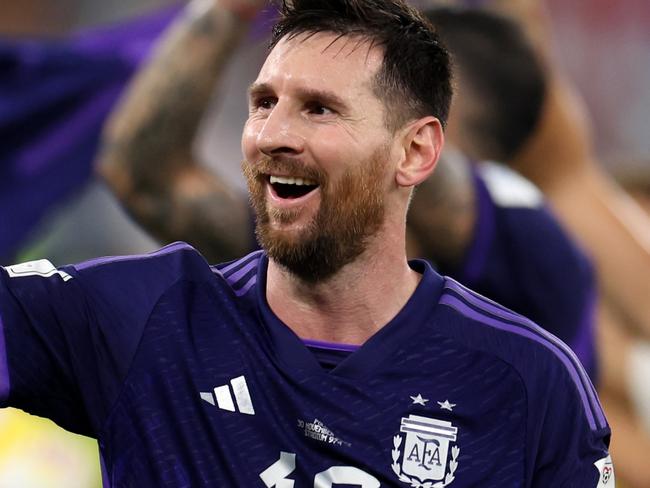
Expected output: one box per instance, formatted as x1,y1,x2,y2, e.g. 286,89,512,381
439,161,598,381
0,6,179,262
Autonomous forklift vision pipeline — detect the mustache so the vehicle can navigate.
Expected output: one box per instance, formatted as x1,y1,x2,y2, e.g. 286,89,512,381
242,156,326,184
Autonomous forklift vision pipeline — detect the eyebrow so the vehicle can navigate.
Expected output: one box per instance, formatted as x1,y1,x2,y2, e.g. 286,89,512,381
248,82,349,110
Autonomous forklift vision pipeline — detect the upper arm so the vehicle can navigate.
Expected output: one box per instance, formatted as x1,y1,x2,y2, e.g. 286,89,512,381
165,165,253,262
529,348,612,487
510,75,595,191
95,0,257,264
0,254,175,435
113,163,254,263
518,112,650,339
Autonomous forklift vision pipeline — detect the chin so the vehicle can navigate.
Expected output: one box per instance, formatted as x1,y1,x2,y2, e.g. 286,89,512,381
267,225,313,250
270,220,310,236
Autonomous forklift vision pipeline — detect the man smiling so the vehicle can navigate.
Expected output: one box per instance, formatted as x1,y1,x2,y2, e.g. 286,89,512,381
240,17,450,344
241,27,443,292
0,0,612,485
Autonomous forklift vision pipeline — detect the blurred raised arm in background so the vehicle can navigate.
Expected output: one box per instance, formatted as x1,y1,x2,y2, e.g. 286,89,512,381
488,0,650,342
97,0,264,262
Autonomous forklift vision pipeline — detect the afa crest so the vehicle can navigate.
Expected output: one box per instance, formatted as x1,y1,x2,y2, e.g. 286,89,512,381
391,415,460,488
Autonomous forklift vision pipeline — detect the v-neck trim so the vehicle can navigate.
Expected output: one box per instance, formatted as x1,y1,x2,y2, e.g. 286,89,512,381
255,254,445,380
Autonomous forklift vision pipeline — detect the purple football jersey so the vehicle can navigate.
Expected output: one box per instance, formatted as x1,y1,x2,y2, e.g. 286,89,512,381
1,243,611,486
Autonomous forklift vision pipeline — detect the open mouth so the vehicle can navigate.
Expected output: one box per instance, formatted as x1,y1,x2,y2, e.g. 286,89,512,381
269,175,319,199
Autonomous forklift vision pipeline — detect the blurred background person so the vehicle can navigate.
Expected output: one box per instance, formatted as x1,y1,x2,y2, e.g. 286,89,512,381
615,164,650,218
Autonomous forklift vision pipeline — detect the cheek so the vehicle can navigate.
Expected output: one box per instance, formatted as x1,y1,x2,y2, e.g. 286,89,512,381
241,121,260,160
310,128,365,170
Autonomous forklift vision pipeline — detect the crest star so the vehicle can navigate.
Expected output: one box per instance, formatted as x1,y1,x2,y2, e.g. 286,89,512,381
410,394,429,406
438,400,456,411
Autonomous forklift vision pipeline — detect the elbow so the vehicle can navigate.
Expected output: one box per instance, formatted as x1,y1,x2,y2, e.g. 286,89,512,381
95,140,133,202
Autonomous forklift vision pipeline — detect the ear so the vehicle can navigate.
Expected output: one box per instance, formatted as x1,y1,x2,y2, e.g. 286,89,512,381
395,116,444,188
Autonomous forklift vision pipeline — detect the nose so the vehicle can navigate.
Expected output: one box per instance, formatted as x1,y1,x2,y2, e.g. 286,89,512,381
255,102,305,157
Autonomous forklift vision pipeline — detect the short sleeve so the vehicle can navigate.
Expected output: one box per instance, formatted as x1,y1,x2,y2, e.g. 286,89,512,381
529,346,612,487
0,242,202,436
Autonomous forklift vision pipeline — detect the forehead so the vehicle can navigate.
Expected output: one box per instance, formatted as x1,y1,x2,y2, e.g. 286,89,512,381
256,32,385,98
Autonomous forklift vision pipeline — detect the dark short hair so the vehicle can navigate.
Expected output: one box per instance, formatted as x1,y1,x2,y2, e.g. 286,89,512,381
425,7,547,161
270,0,452,131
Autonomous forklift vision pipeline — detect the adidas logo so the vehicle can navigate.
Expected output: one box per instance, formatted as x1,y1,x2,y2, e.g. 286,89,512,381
200,375,255,415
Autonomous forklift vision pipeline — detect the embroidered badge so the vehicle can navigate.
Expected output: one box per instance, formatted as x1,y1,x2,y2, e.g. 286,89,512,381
391,414,460,487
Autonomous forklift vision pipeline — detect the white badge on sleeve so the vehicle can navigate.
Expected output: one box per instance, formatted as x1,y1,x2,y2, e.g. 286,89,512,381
594,454,615,487
4,259,72,282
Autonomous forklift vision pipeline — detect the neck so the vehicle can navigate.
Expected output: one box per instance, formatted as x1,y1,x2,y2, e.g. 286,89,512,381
265,225,421,345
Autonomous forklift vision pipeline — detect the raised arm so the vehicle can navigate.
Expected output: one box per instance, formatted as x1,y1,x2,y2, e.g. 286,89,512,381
512,72,650,338
97,0,266,262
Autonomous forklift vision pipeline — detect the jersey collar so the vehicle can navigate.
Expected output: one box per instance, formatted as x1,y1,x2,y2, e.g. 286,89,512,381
255,254,445,380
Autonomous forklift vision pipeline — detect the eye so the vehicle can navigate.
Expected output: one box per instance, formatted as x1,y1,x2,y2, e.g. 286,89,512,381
250,96,277,112
306,101,335,116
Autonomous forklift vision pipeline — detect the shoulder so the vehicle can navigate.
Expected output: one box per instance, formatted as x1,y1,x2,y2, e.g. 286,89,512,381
69,244,268,304
18,242,224,316
68,241,213,285
58,244,265,313
211,250,265,298
435,277,607,433
477,160,544,208
2,242,217,297
473,160,595,286
476,160,588,262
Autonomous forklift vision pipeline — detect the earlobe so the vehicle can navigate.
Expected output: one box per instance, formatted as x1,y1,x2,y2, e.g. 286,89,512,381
395,117,444,187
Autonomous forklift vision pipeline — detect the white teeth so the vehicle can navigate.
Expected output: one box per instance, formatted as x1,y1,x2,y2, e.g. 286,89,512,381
269,176,317,186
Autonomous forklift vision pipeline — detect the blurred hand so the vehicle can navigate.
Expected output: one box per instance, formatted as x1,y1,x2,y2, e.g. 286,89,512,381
192,0,267,20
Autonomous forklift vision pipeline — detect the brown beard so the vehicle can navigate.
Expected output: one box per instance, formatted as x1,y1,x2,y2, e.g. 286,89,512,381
242,148,388,282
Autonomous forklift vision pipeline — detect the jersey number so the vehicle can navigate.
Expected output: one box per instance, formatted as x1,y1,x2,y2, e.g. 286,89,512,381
260,452,380,487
